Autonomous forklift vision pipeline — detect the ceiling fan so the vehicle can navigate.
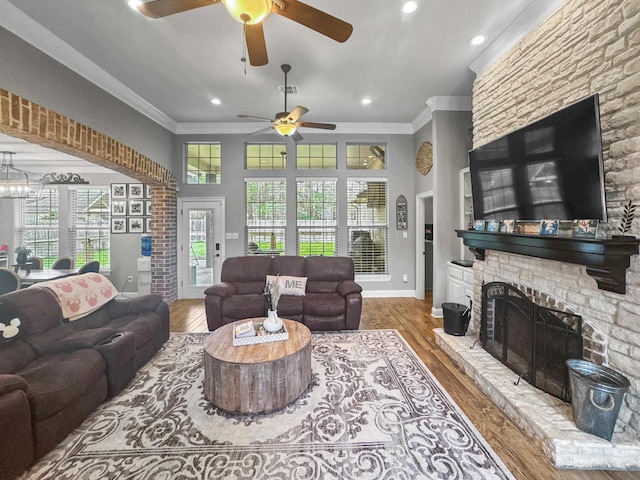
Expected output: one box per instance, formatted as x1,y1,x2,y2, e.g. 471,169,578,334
135,0,353,66
237,64,336,141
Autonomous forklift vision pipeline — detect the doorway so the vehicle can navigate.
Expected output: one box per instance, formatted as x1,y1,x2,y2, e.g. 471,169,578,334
178,198,225,299
415,191,433,300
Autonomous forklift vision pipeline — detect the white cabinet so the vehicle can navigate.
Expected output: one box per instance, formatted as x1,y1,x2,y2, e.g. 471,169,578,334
447,261,474,308
459,167,474,261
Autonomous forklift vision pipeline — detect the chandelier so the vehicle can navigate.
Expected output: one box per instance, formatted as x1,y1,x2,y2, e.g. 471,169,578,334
0,151,39,199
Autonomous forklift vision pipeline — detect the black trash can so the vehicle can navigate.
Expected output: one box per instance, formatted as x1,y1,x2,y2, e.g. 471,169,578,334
566,359,630,440
442,302,471,336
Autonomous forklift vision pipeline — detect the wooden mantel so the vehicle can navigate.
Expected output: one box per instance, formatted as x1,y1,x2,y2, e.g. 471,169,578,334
456,230,640,294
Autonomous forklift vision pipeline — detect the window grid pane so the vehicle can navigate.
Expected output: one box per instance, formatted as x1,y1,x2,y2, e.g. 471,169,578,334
246,144,287,170
296,144,337,169
346,144,386,170
186,143,221,184
245,180,286,254
346,180,388,274
296,179,337,256
16,189,59,267
73,188,110,268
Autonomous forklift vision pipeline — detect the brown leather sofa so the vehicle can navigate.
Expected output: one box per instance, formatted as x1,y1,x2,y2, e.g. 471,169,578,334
204,255,362,331
0,286,169,480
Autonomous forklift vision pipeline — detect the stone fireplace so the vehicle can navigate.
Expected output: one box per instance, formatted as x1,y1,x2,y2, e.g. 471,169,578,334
435,250,640,470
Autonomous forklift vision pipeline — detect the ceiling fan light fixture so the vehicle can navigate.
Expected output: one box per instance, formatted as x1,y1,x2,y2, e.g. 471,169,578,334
222,0,272,25
274,122,297,137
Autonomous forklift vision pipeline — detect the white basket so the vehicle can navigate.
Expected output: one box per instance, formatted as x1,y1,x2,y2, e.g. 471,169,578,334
232,321,289,346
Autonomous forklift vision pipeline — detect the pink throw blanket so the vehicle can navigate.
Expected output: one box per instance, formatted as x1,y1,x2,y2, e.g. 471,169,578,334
37,273,117,321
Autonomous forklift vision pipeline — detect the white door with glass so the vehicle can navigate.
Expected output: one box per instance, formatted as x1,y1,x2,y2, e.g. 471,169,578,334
179,199,224,299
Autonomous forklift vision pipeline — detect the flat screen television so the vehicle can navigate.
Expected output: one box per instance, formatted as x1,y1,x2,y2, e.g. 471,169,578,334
468,94,607,222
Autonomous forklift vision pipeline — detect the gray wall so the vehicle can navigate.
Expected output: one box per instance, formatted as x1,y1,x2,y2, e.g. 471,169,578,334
175,131,418,293
0,27,174,171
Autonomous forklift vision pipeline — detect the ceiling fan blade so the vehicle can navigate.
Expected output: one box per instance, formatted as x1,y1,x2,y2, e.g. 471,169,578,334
137,0,220,18
247,126,275,136
238,114,274,122
287,106,309,122
291,130,303,142
245,23,268,66
297,121,336,130
273,0,353,43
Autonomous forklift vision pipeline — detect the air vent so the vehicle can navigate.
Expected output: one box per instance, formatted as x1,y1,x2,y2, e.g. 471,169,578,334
278,85,298,95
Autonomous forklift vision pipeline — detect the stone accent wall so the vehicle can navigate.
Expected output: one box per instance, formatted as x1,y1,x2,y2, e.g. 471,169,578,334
472,0,640,439
0,89,178,302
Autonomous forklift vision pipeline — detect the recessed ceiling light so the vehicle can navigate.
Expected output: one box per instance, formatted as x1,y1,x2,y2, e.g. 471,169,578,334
361,98,372,105
469,35,487,46
127,0,143,10
211,98,222,105
402,1,418,14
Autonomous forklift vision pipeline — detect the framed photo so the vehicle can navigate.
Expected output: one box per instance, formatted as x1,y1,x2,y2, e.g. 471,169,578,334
474,220,486,231
128,217,144,233
500,219,515,233
111,183,127,199
129,200,144,216
145,200,152,216
486,219,499,232
144,217,151,233
111,200,127,216
539,219,559,236
128,183,144,199
145,184,151,199
572,219,597,238
111,218,127,234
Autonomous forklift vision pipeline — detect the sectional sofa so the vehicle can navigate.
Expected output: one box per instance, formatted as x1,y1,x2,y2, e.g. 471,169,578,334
0,275,169,479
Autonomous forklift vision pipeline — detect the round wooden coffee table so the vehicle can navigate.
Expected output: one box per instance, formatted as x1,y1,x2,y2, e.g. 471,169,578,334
204,318,312,414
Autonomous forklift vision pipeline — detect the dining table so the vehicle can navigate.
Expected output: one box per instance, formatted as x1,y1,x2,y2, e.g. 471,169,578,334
18,268,80,284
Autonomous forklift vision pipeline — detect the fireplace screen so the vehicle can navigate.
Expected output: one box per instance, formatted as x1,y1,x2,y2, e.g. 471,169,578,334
481,282,582,401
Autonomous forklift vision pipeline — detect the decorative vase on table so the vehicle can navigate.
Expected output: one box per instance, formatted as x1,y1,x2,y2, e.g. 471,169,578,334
263,309,283,333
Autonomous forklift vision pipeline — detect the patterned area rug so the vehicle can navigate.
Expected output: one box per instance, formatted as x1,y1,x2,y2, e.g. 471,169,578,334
21,331,514,479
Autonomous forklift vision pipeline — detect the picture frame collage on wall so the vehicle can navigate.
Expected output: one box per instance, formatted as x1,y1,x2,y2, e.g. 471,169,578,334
110,183,152,234
471,219,599,239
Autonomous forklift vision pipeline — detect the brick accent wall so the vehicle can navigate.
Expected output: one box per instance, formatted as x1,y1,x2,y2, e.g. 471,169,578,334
0,89,178,302
472,0,640,439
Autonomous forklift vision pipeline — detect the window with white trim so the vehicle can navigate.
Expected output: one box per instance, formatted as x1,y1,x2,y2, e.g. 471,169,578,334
346,179,388,274
346,144,386,170
16,188,59,267
246,144,287,170
186,143,221,184
296,178,337,256
245,179,286,254
72,188,110,268
296,144,337,169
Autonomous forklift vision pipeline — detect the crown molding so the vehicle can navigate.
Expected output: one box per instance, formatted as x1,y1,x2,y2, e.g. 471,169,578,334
0,0,178,132
469,0,566,75
175,122,415,135
411,96,472,132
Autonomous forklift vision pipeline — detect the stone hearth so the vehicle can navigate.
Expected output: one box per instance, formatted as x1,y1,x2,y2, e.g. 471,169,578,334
435,328,640,470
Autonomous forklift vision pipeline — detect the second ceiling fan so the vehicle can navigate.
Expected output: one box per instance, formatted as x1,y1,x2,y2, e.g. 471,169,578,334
238,64,336,141
136,0,353,66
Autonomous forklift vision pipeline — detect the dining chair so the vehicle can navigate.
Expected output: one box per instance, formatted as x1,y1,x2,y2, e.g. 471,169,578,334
27,256,43,269
0,268,21,295
77,261,100,274
51,257,74,269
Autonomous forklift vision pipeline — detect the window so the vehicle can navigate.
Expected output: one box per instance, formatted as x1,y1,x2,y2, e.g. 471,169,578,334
72,188,110,268
347,179,388,274
16,187,110,268
347,144,386,170
246,144,287,170
16,188,59,267
296,179,337,256
296,144,337,169
186,143,221,184
245,179,286,254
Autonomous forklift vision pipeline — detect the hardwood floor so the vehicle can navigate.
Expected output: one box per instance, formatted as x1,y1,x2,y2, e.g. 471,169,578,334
169,296,636,480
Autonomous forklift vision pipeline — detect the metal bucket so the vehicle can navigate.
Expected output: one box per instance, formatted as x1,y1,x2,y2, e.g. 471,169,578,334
442,302,471,336
566,359,630,441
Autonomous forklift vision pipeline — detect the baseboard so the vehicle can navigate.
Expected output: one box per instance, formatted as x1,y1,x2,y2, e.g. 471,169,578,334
361,289,416,298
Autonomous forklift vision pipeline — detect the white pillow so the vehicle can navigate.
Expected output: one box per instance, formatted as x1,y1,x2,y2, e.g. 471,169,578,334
266,275,307,296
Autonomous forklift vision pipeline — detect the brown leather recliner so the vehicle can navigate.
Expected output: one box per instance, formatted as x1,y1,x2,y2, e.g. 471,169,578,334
204,256,362,331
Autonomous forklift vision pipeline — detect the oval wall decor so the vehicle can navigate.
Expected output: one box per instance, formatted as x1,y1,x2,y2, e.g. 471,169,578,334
416,142,433,175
